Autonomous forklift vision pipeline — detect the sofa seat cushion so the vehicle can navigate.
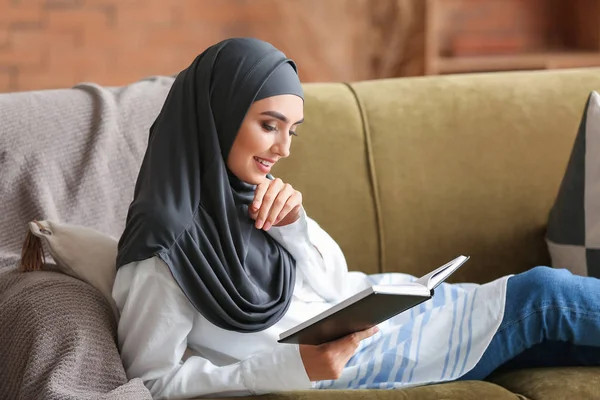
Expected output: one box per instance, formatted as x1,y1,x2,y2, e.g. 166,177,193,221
488,366,600,400
209,381,524,400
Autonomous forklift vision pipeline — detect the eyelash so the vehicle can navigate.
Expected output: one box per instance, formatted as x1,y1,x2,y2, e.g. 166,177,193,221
262,123,298,137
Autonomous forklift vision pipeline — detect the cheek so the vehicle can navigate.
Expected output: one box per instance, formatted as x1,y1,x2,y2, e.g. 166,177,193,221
228,125,263,169
240,126,270,155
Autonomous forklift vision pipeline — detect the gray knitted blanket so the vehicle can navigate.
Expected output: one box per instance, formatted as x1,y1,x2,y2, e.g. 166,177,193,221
0,76,175,399
0,270,151,399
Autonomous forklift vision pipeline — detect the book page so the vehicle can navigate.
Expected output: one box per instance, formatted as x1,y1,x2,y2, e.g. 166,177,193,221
413,255,469,291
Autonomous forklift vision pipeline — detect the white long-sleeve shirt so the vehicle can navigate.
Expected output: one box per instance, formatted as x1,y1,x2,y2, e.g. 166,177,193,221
113,209,509,397
112,208,372,399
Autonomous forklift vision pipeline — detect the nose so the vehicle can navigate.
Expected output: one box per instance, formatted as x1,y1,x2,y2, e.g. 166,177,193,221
271,133,291,158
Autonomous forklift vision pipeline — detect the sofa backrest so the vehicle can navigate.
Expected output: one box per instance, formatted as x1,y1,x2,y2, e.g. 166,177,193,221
4,69,600,284
270,84,381,275
279,68,600,283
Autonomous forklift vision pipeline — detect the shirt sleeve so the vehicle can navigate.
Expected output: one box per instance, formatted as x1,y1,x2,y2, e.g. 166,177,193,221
112,257,312,399
267,207,360,301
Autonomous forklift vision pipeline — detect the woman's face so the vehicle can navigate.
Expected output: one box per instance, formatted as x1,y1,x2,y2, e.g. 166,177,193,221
227,94,304,185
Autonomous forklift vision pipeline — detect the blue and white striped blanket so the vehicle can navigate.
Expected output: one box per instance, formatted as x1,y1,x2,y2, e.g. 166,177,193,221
315,273,509,389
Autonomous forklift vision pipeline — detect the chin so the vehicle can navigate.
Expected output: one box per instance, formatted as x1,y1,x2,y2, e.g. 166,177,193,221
252,175,270,185
242,174,267,186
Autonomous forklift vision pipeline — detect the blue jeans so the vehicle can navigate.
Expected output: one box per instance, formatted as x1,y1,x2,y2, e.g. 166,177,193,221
459,266,600,380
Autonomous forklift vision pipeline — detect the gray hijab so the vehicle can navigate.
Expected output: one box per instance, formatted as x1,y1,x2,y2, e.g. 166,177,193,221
116,38,304,332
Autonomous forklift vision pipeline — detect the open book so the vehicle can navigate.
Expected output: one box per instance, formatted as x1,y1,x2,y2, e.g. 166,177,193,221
278,255,470,345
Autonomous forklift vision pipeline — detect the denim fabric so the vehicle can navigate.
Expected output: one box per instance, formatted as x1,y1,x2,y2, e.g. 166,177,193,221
460,266,600,380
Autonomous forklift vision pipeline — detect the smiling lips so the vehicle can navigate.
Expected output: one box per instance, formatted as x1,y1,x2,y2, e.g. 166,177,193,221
254,156,274,172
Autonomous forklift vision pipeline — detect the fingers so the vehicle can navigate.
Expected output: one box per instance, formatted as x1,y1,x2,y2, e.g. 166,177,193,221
251,178,302,230
267,186,299,227
324,326,380,371
255,180,299,230
300,326,380,381
252,181,270,212
250,180,275,225
332,326,379,348
261,186,295,230
255,178,284,230
248,207,258,220
274,191,302,225
357,326,379,340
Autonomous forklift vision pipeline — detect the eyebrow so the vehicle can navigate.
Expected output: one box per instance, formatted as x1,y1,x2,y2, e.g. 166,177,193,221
260,111,304,125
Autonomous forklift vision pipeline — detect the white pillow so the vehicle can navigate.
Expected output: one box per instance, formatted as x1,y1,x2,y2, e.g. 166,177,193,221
25,220,119,319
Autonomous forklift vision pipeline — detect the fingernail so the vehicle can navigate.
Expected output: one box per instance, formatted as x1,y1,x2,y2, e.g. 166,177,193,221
263,222,272,231
256,219,263,229
252,202,260,210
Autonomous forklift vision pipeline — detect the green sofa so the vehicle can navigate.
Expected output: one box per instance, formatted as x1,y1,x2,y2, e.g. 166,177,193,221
3,68,600,400
261,68,600,400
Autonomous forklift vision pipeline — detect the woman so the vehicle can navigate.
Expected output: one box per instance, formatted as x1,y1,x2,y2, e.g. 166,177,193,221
113,38,600,399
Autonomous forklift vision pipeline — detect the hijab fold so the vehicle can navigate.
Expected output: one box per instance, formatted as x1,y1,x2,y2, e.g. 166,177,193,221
116,38,303,332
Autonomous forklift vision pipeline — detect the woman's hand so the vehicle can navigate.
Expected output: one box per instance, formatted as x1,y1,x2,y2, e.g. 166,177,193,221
249,178,302,230
299,326,379,381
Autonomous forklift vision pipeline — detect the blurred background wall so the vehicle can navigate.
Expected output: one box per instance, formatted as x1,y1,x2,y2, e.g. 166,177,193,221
0,0,426,91
2,0,600,92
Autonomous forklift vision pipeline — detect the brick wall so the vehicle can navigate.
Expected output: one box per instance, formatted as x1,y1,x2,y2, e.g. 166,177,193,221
0,0,428,93
436,0,562,56
0,0,270,92
1,0,593,93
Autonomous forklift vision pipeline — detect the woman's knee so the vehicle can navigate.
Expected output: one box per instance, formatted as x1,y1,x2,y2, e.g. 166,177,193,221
508,266,573,298
523,266,572,285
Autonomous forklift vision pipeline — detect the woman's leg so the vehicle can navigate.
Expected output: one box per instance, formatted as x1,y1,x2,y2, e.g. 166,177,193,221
459,266,600,380
497,341,600,371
